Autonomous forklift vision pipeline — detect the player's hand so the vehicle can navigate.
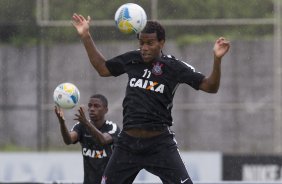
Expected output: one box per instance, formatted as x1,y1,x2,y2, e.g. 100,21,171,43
72,13,91,37
74,106,89,125
54,106,65,124
213,37,230,59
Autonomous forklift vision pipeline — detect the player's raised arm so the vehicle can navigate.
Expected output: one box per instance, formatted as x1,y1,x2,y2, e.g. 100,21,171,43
54,106,78,145
74,106,113,146
72,13,111,77
199,37,230,93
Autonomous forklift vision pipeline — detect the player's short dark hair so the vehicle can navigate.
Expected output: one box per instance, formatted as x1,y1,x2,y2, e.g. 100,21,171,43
137,20,166,41
90,94,108,107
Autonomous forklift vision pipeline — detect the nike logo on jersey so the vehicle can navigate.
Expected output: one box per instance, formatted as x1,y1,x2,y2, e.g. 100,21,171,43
131,60,139,64
82,148,107,158
83,134,92,137
180,178,189,183
129,78,165,93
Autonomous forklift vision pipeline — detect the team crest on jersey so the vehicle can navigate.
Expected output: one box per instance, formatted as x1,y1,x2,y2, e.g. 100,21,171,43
152,62,164,75
101,176,107,184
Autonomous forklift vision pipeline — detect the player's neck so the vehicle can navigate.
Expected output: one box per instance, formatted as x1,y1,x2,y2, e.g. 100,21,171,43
92,119,105,129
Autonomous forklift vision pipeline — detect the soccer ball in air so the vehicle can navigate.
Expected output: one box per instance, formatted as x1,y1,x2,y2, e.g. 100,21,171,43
114,3,147,34
53,82,80,109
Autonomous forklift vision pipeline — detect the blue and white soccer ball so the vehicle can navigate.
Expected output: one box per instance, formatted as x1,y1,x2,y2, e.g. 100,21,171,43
53,82,80,109
114,3,147,34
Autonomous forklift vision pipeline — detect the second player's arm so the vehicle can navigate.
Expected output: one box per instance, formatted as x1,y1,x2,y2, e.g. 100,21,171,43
59,122,78,145
74,106,113,146
54,106,78,145
82,120,113,146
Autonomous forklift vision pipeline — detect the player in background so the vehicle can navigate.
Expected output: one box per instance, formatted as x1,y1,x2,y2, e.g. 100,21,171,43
72,13,230,184
54,94,120,184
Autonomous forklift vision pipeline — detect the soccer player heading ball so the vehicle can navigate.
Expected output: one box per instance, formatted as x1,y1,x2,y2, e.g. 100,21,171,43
72,13,230,184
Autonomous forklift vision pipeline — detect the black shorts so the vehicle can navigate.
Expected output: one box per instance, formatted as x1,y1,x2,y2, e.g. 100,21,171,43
101,130,193,184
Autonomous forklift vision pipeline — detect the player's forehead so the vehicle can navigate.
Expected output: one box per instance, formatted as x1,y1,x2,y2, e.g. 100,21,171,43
88,97,103,105
138,32,158,42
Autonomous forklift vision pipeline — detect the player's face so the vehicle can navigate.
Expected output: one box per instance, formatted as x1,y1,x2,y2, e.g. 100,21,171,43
88,98,108,122
138,33,164,63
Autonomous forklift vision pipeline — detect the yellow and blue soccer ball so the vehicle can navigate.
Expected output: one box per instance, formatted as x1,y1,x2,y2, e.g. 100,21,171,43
53,82,80,109
114,3,147,34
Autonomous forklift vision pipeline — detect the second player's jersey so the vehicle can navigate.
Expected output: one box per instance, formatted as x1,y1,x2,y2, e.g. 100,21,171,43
105,50,205,130
71,120,120,184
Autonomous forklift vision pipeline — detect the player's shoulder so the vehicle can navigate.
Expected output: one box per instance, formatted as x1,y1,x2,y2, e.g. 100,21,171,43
161,54,195,71
161,54,184,65
71,121,82,132
105,120,120,134
105,120,118,126
72,121,80,128
116,49,142,64
161,54,183,64
162,54,177,60
126,49,141,55
123,49,142,58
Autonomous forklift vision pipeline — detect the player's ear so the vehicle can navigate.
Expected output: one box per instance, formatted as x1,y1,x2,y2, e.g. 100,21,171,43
160,39,165,49
104,106,108,114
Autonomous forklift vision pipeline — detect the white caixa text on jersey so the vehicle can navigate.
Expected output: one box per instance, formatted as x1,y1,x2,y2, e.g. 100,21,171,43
129,77,165,93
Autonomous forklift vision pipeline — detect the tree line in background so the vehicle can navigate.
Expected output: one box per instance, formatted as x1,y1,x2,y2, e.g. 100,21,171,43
0,0,275,46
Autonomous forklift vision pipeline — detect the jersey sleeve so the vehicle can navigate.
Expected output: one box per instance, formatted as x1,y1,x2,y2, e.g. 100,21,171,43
70,122,81,144
176,60,205,90
105,56,125,76
105,50,142,76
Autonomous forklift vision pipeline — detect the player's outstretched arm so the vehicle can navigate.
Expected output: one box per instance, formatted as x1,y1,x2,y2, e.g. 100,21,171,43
72,13,111,77
199,37,230,93
74,106,113,146
54,106,78,145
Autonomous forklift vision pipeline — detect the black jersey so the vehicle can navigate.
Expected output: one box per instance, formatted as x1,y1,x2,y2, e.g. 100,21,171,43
71,120,120,184
105,50,205,130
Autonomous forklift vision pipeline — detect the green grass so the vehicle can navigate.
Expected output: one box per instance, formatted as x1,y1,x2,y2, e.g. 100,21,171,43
0,143,81,152
0,144,33,152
